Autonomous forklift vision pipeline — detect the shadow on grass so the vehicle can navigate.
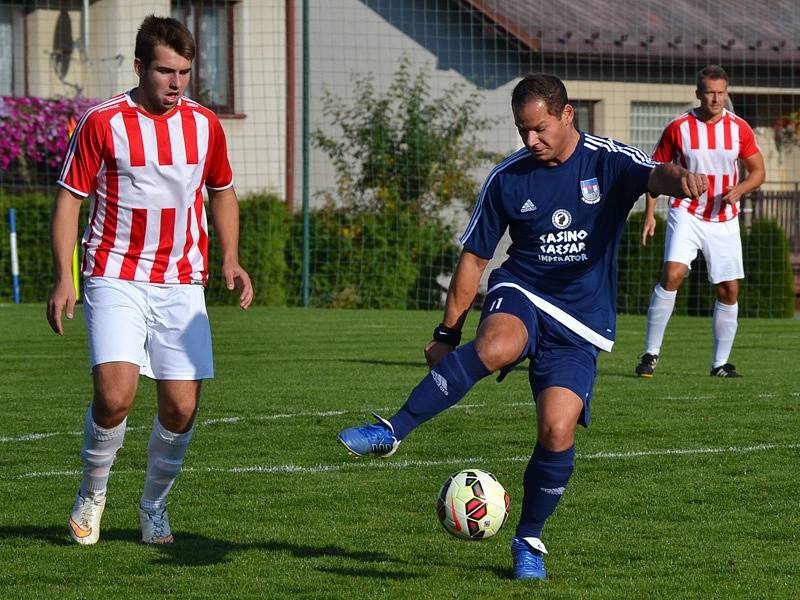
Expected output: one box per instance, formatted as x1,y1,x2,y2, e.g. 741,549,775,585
338,359,530,379
338,358,425,368
315,566,422,580
0,526,411,575
489,564,552,584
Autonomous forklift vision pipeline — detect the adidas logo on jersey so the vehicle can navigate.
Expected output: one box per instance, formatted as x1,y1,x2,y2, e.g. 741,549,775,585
431,370,448,396
520,199,537,213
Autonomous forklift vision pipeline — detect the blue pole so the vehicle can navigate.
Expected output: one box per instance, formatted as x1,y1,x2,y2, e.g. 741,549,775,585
9,208,20,304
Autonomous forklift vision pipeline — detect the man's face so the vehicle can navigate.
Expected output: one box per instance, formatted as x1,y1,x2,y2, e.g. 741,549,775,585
514,99,574,164
696,77,728,119
135,44,192,114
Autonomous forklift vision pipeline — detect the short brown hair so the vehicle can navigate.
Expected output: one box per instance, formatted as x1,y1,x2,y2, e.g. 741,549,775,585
697,64,729,91
135,15,195,67
512,74,569,117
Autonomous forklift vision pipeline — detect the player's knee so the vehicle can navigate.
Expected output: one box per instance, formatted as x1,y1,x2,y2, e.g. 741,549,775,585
90,400,130,428
474,338,521,371
716,285,738,304
538,422,575,451
475,319,526,371
662,271,685,291
158,403,197,433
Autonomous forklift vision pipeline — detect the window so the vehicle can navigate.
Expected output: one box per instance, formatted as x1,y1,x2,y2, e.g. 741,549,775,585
572,100,596,134
172,1,235,114
630,101,689,155
629,101,691,213
0,6,26,96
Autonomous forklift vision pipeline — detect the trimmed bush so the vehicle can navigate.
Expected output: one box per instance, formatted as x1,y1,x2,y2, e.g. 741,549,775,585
0,191,83,303
618,211,794,317
286,207,458,309
617,212,668,315
740,220,795,318
206,193,290,306
0,191,289,306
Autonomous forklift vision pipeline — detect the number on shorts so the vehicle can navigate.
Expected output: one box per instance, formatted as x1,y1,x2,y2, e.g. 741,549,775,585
489,297,504,311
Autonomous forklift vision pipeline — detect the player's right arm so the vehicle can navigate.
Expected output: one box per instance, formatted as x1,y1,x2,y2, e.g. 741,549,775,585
426,164,506,367
425,250,489,368
641,193,658,246
47,108,104,334
647,162,708,202
46,188,83,335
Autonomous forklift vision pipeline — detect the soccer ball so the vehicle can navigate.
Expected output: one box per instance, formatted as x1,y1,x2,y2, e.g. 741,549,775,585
436,469,509,540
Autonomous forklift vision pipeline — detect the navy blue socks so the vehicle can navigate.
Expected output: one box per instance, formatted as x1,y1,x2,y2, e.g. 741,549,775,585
516,443,575,538
389,342,491,440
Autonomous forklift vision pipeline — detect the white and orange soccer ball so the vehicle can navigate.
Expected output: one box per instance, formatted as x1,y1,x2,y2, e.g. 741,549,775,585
436,469,509,540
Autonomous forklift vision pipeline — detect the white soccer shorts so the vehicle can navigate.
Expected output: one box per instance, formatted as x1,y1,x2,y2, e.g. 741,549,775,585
663,208,744,284
83,277,214,380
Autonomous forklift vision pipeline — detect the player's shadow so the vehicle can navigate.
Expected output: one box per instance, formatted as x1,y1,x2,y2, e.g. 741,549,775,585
339,359,529,377
338,358,424,368
0,526,413,577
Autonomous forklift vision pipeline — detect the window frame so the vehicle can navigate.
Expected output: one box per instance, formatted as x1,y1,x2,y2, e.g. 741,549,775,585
630,100,691,155
571,100,596,134
172,0,236,115
0,5,27,96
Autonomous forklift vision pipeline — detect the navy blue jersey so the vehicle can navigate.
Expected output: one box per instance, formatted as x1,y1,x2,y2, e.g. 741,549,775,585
460,132,657,351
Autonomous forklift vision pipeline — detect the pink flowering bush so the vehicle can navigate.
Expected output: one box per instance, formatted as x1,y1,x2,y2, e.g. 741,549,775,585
0,95,99,187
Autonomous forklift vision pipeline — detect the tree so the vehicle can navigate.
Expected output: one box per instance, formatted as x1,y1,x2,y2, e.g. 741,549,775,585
313,58,498,218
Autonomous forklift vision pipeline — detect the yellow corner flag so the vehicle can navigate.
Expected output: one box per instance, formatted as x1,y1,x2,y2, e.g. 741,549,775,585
72,242,80,300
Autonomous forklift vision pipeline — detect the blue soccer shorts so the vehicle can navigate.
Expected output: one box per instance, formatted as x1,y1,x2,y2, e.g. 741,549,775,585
479,284,599,427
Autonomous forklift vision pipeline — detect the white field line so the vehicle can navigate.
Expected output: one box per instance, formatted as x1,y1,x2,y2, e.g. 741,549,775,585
0,406,483,444
0,425,149,443
2,391,797,444
17,442,800,479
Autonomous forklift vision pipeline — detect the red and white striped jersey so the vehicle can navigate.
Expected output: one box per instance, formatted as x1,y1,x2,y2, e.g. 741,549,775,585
653,108,760,222
57,92,233,284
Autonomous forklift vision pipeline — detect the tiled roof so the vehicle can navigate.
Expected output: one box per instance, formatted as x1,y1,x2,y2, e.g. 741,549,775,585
461,0,799,62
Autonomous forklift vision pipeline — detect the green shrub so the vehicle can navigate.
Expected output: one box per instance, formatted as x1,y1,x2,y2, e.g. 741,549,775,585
206,193,290,306
617,212,667,315
740,220,795,318
286,207,457,309
304,58,489,309
0,191,80,302
617,211,795,318
0,191,290,306
617,211,705,315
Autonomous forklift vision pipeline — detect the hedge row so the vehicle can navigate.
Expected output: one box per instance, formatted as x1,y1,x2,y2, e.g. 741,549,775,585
0,192,794,317
0,192,457,310
619,212,795,318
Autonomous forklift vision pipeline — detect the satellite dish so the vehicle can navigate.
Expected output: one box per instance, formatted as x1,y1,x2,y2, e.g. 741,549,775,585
52,9,73,78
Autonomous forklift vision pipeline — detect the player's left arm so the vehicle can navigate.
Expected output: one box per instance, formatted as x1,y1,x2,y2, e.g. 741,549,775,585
722,152,766,205
209,187,254,310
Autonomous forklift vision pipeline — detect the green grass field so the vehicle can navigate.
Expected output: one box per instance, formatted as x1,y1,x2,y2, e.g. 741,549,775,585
0,304,798,599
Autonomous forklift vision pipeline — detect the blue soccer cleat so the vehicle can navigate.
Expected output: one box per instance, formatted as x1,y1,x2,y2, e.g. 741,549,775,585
338,413,400,458
511,536,548,580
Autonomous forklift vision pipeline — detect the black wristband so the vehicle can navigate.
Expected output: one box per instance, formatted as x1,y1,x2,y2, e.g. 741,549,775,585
432,323,462,346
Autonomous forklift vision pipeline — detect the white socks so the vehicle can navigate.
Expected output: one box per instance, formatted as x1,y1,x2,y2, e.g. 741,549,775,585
140,416,194,511
80,406,127,495
712,301,738,368
644,284,677,355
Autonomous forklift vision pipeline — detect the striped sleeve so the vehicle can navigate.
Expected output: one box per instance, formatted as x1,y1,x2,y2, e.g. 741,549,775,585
57,110,106,197
652,121,679,163
737,118,760,159
205,113,234,191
